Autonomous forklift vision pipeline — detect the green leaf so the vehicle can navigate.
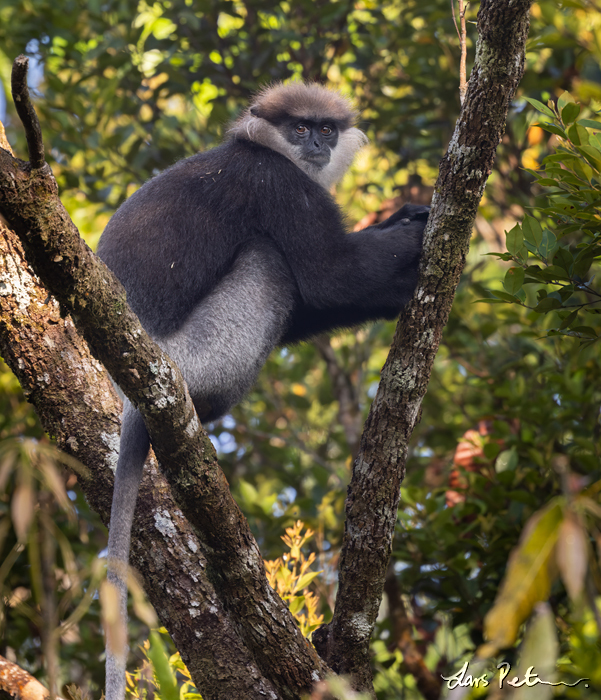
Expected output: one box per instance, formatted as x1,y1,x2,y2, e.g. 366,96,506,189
288,595,305,615
557,91,574,113
484,251,515,261
578,118,601,130
553,246,574,273
503,268,525,295
515,288,527,303
572,158,595,182
576,145,601,170
567,123,589,145
523,241,539,255
535,177,561,187
483,442,501,460
238,479,258,504
296,570,321,590
523,97,556,119
538,122,566,138
542,153,571,163
544,264,571,280
522,216,543,247
505,225,523,255
573,253,596,277
495,448,518,473
561,101,581,124
491,290,525,303
538,229,557,258
571,326,597,337
147,631,180,700
514,245,529,264
558,310,578,330
558,287,575,302
534,297,562,313
531,275,547,288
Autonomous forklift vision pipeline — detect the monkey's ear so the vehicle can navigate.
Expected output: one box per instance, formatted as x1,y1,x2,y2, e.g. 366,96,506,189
249,105,263,118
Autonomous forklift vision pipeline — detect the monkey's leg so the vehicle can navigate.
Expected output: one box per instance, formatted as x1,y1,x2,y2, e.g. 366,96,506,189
106,400,150,700
160,243,296,421
105,244,294,700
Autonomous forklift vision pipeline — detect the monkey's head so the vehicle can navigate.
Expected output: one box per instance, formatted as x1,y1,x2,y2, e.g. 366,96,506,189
228,82,368,189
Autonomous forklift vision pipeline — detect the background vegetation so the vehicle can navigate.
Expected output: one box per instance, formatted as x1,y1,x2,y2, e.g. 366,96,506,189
0,0,600,698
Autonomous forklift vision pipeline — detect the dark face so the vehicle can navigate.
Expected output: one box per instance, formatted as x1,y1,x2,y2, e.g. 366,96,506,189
280,119,340,168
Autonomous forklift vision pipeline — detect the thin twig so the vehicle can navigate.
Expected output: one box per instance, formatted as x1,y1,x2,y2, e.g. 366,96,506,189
452,0,469,105
460,2,468,105
10,55,46,169
314,335,362,460
451,0,461,39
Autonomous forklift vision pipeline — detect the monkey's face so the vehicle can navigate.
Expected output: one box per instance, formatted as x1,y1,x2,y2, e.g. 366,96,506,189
280,120,340,169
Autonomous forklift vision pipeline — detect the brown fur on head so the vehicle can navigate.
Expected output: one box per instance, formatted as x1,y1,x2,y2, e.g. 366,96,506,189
248,82,358,130
227,82,368,190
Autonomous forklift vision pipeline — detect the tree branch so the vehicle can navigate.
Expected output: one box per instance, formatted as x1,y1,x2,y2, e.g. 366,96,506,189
10,56,45,169
0,653,66,700
451,0,469,105
0,61,328,699
0,219,280,699
313,0,534,692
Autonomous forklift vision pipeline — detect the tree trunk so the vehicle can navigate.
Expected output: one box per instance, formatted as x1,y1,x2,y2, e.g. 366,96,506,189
313,0,533,692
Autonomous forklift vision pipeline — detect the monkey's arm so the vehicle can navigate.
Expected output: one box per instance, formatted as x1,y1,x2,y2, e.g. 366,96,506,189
279,205,427,343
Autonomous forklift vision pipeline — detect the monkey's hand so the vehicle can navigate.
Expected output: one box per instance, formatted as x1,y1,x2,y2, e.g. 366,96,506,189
373,203,430,232
360,203,429,269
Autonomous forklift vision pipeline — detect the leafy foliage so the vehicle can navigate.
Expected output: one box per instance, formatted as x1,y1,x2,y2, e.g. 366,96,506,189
484,92,601,347
264,520,325,638
0,1,601,698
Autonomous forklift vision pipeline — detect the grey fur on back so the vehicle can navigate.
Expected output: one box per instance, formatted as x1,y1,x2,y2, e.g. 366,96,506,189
160,244,295,418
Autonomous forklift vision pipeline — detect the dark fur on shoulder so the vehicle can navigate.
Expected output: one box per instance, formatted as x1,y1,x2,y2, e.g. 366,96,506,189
98,139,424,342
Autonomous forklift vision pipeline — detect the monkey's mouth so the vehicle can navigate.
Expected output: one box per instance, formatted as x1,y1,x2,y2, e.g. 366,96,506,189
302,153,330,167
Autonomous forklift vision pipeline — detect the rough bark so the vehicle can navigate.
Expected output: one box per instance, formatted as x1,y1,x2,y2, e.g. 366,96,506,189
0,220,282,699
312,0,534,692
0,60,328,699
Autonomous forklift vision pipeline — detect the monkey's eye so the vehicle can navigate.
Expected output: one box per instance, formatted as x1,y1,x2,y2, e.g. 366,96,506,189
296,124,309,135
321,125,333,136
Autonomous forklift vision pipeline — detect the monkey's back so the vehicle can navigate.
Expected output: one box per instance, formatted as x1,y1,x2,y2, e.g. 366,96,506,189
97,139,346,339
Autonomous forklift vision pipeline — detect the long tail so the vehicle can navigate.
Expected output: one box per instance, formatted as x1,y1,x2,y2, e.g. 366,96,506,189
105,401,150,700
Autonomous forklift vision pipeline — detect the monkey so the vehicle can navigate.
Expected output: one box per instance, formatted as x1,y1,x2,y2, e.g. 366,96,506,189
96,82,429,700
